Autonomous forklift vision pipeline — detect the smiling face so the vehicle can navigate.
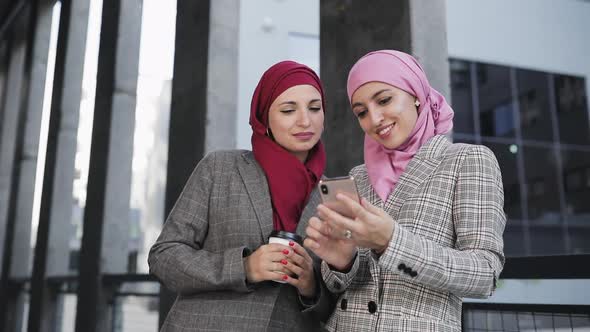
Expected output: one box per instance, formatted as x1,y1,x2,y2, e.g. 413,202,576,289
350,81,418,150
268,84,324,162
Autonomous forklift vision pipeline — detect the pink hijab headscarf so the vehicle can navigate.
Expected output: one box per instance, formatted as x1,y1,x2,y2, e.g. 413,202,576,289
347,50,454,201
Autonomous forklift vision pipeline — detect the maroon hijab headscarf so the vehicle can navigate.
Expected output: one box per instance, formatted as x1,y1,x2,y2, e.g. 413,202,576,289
250,61,326,232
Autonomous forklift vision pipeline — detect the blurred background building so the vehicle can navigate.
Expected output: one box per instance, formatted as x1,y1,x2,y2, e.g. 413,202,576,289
0,0,588,331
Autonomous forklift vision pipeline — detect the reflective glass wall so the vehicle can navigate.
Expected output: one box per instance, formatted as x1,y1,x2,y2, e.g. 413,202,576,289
450,58,590,257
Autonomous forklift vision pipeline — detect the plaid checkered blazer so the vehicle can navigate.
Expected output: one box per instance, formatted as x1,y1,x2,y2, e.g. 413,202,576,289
321,135,506,331
149,150,333,331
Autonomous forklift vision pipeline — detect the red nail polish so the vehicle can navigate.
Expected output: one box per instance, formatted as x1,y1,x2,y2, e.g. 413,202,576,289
281,259,288,265
289,241,294,246
282,249,289,255
282,275,289,281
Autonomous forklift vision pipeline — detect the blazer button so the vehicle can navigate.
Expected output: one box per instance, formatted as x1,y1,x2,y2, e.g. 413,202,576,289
333,281,342,290
410,271,418,278
340,299,348,310
403,267,412,274
368,301,377,314
398,263,406,271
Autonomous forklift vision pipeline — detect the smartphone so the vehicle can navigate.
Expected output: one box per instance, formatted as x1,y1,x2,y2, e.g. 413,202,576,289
318,176,360,218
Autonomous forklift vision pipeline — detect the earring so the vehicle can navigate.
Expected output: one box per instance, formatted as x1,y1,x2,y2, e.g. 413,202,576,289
266,128,270,136
414,100,420,107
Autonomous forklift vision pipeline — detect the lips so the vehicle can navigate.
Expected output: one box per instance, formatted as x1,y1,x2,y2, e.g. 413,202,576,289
376,123,395,139
293,132,315,140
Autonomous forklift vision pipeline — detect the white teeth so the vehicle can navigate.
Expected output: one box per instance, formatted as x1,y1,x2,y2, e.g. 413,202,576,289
378,124,393,136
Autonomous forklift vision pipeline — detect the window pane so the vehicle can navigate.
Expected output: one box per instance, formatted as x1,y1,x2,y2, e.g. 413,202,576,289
561,148,590,254
522,146,562,225
561,148,590,217
516,69,554,142
113,296,159,332
476,63,516,139
449,59,475,135
530,225,566,255
554,75,590,145
503,223,527,257
56,294,77,332
481,140,522,220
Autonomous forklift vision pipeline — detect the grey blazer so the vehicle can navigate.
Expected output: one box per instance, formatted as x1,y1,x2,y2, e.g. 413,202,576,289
148,150,333,331
321,135,506,332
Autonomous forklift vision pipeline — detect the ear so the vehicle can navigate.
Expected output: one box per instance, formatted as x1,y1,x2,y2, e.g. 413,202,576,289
266,127,274,139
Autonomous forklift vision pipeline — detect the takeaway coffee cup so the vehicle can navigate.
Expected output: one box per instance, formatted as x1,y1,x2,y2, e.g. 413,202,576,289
268,230,303,283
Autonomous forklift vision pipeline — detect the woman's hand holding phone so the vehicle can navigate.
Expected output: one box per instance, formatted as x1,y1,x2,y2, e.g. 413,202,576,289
304,216,357,271
305,176,360,270
320,194,395,253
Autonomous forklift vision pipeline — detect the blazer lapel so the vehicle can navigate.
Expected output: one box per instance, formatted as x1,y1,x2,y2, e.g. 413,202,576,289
237,152,274,241
383,135,450,220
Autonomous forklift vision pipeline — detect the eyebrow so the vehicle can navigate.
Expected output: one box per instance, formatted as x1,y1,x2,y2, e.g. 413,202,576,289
351,89,391,109
279,98,322,106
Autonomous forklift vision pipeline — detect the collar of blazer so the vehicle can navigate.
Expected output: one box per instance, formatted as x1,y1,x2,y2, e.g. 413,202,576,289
379,134,451,220
237,151,322,241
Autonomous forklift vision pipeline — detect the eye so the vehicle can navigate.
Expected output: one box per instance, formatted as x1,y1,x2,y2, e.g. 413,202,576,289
280,109,295,114
355,109,368,119
309,106,322,112
378,96,392,105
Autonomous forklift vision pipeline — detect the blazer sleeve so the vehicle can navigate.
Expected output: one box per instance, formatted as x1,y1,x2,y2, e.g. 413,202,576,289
148,152,251,295
298,259,341,322
319,250,361,294
378,145,506,298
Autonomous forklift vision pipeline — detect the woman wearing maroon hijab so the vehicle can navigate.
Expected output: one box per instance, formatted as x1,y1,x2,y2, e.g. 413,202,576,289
149,61,334,331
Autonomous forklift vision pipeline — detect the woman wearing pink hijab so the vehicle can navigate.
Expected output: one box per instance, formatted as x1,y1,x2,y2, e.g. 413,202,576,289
304,50,506,331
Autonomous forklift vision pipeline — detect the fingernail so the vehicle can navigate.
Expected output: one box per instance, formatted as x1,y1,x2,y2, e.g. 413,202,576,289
282,249,290,255
289,241,294,246
282,275,289,281
281,259,288,265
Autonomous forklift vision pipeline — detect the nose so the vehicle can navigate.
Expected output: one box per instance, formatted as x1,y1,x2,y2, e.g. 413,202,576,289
368,107,383,126
297,109,311,127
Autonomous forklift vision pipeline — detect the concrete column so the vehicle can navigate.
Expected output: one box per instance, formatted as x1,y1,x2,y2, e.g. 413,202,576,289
0,30,27,272
205,0,239,153
409,0,450,100
75,0,124,329
27,0,82,330
0,42,10,150
100,0,142,275
0,4,37,331
45,0,91,277
160,0,210,326
320,0,450,176
10,0,55,279
0,36,24,332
